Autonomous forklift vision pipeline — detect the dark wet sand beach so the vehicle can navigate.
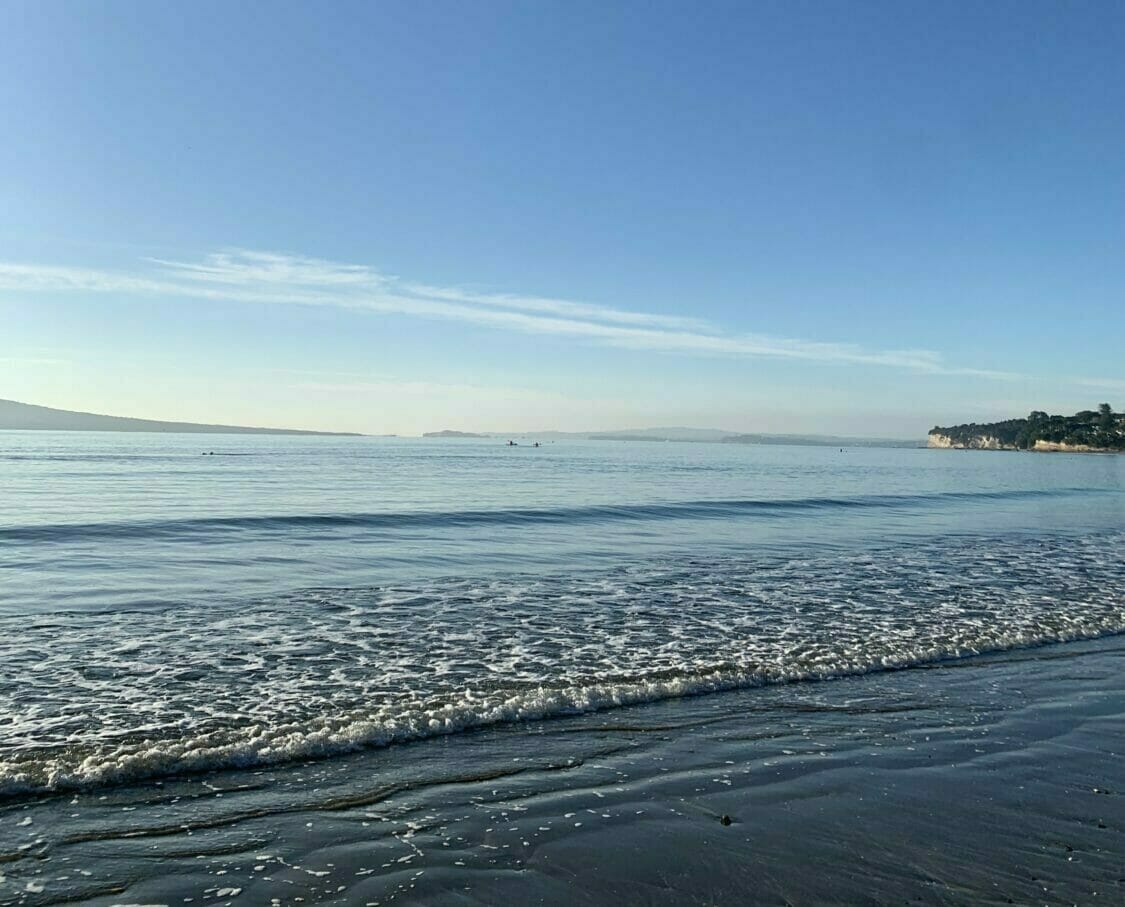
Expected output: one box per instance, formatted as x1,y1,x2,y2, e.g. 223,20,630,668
3,635,1123,906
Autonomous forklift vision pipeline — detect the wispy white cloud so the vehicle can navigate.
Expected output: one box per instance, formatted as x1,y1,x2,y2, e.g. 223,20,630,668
0,248,1082,385
147,250,713,331
0,262,170,295
146,251,379,288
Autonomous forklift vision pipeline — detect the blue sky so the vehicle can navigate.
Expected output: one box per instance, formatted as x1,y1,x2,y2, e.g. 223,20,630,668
2,0,1123,436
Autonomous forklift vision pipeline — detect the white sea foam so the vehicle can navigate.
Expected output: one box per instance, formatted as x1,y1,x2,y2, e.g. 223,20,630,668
1,532,1123,797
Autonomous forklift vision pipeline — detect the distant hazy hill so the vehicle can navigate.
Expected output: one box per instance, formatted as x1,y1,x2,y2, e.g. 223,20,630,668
422,430,490,438
585,427,733,442
721,433,924,449
482,427,924,447
0,398,360,436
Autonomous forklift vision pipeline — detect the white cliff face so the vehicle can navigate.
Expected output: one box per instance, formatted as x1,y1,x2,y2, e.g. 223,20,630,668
1032,440,1105,452
927,434,1014,450
928,435,1119,453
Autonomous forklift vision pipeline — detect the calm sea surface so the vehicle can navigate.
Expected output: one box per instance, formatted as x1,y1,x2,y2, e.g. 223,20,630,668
1,432,1123,797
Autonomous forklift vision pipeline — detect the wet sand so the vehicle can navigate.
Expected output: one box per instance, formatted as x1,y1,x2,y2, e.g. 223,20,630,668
3,635,1123,906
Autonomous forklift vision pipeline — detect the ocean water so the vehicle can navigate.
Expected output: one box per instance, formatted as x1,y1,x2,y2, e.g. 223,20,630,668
1,432,1123,802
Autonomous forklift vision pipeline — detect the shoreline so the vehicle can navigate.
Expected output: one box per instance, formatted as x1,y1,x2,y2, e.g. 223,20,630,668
4,634,1123,905
928,442,1125,453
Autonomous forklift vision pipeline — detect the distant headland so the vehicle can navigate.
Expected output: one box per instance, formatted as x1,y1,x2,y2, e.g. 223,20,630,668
929,404,1123,452
422,430,490,438
0,398,361,436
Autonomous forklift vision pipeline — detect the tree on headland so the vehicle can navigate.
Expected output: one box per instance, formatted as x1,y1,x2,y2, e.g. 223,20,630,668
931,405,1124,451
1098,402,1114,428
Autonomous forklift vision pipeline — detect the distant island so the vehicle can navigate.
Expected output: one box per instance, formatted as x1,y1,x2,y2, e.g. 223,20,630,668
0,398,360,436
573,428,920,447
583,427,732,443
721,433,924,449
929,404,1124,452
439,426,923,447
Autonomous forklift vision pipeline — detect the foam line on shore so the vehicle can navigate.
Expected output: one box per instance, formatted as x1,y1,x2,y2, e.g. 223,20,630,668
3,530,1123,799
2,623,1122,800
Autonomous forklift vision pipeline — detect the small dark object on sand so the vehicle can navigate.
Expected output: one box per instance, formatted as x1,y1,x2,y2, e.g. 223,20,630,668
719,814,733,826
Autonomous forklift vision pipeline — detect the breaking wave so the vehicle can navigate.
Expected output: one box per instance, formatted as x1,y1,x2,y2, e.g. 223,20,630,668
2,530,1122,798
